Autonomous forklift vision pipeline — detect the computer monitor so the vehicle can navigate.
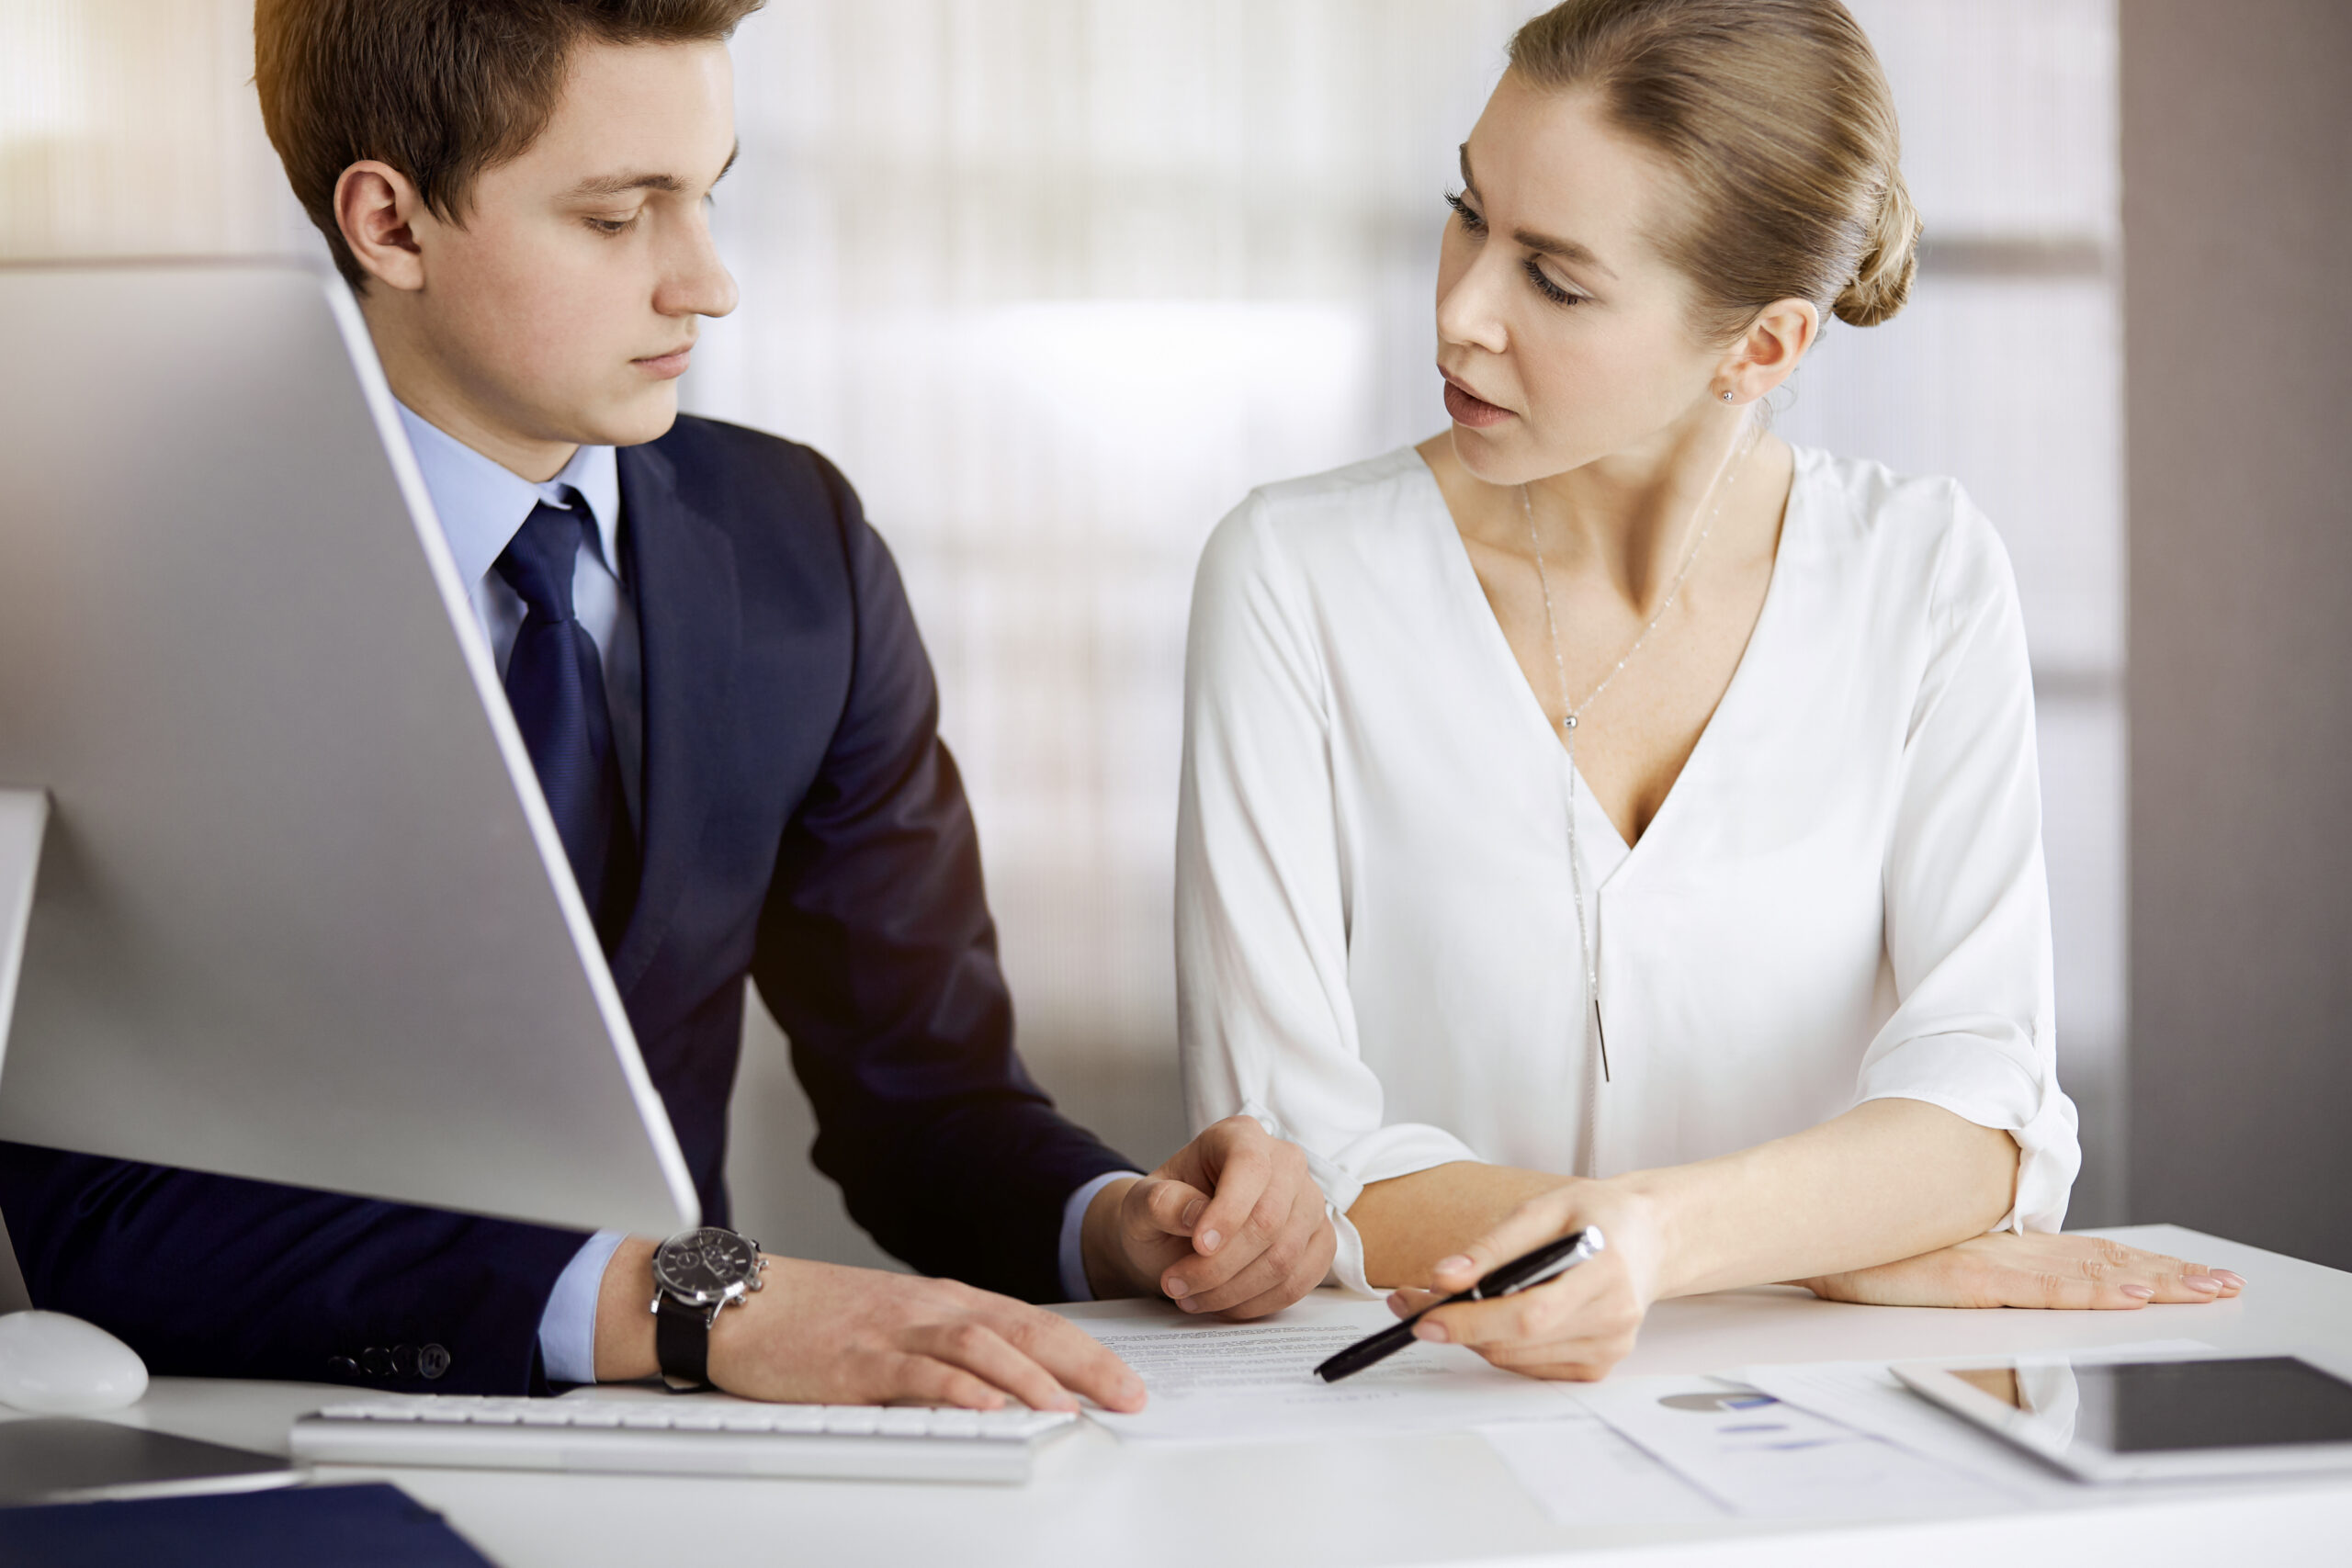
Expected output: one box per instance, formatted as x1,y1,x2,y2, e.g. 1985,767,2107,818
0,259,697,1243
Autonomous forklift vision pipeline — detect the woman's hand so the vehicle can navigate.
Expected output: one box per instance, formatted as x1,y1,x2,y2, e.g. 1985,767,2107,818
1383,1180,1664,1381
1796,1232,2245,1309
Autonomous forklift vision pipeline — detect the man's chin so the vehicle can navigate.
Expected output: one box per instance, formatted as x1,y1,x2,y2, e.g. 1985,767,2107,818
572,387,683,450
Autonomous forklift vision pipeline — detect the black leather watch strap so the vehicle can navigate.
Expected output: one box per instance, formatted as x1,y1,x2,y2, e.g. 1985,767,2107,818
655,1292,718,1391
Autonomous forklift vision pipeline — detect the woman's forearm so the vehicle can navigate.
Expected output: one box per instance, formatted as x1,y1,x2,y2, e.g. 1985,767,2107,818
1349,1100,2017,1296
1623,1098,2017,1297
1350,1162,1575,1289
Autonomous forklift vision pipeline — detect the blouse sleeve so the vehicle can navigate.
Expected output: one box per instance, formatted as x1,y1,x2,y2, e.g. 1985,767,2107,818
1176,498,1478,1293
1860,486,2081,1233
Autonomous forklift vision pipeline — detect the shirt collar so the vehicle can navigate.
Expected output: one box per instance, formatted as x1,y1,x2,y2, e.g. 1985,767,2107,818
395,400,624,590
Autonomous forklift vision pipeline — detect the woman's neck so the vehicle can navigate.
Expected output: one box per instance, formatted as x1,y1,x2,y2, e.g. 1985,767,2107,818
1425,405,1776,615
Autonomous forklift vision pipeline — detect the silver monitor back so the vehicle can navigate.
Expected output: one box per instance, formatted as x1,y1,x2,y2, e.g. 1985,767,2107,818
0,259,697,1236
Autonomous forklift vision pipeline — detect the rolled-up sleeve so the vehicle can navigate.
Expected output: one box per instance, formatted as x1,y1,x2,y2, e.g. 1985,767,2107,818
1859,491,2080,1233
1176,499,1475,1293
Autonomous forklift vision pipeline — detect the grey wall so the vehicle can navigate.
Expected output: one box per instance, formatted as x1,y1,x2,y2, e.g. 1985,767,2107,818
2124,2,2352,1269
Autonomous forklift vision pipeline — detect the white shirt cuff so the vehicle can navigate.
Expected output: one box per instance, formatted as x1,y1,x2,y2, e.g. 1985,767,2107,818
537,1229,627,1385
1057,1171,1143,1303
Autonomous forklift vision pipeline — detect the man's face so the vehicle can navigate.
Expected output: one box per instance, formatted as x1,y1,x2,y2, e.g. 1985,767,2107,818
391,39,740,457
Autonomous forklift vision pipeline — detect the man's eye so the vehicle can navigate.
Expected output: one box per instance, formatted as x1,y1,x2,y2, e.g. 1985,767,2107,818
585,215,638,236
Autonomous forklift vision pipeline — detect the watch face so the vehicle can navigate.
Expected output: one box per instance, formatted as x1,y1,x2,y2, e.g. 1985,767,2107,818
654,1227,758,1304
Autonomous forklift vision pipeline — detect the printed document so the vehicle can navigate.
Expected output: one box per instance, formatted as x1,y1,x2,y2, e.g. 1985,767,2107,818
1069,1296,1577,1443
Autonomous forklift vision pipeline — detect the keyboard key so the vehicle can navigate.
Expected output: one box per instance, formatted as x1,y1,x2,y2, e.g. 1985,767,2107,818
562,1405,626,1427
821,1407,883,1435
718,1410,778,1432
762,1406,827,1434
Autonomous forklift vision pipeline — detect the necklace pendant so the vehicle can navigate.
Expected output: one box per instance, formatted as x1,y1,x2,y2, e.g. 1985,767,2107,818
1562,714,1577,731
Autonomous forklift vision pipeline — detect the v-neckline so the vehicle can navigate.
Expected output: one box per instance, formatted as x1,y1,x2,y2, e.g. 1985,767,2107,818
1410,445,1807,879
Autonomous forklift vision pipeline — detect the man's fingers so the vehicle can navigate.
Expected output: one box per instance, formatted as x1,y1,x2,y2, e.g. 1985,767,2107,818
886,1352,1009,1412
1173,1235,1295,1314
992,1309,1148,1414
1131,1178,1209,1241
1172,1184,1328,1313
1430,1190,1578,1292
1211,1221,1338,1321
1186,1129,1274,1259
910,1321,1077,1413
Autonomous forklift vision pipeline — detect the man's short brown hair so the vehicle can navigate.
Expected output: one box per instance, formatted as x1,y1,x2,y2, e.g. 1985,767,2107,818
255,0,763,289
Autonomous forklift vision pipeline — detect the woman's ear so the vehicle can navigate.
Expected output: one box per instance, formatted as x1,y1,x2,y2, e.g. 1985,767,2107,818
334,160,431,294
1719,297,1820,403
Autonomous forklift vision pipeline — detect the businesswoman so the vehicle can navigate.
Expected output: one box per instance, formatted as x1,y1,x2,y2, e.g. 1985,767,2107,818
1176,0,2242,1379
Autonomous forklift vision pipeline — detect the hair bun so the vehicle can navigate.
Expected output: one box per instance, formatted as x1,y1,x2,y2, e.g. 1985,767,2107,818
1834,173,1920,327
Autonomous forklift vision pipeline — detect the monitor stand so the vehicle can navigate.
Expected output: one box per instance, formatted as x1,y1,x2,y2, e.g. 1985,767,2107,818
0,788,47,1313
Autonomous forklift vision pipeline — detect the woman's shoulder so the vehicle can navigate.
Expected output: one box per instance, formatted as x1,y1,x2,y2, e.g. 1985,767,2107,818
1792,444,2018,619
1196,446,1447,595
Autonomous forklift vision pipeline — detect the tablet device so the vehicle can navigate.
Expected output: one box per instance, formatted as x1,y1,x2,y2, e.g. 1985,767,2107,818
1893,1352,2352,1483
0,1417,300,1506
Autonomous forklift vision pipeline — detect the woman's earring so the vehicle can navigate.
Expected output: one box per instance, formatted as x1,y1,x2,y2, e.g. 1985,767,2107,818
1721,389,1735,403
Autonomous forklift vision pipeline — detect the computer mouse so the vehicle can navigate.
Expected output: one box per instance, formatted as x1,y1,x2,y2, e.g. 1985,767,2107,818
0,1310,149,1414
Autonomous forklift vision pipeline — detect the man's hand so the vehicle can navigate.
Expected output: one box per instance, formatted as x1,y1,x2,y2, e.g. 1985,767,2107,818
595,1241,1147,1411
1796,1232,2247,1309
1079,1115,1336,1319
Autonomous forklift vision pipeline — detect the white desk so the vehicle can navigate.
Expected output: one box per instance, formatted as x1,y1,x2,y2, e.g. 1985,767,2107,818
17,1225,2352,1564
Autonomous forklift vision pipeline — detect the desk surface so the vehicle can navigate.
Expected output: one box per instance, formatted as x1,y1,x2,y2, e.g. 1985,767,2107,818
15,1225,2352,1565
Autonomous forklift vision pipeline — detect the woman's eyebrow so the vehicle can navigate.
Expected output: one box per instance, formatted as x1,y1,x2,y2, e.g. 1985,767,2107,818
1513,226,1616,280
1458,143,1618,280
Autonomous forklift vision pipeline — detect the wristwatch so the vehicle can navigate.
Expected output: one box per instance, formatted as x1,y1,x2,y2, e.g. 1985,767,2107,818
650,1225,766,1391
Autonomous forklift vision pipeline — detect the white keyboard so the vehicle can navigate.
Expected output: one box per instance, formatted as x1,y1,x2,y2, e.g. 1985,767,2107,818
291,1394,1082,1483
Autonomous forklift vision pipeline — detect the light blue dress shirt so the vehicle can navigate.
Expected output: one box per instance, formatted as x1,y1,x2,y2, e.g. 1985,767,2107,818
394,403,1124,1387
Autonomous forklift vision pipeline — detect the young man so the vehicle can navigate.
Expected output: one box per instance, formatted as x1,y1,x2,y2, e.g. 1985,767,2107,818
0,0,1334,1411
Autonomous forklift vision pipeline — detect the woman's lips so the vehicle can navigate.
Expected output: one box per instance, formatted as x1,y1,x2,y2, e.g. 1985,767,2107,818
634,346,694,379
1442,375,1514,428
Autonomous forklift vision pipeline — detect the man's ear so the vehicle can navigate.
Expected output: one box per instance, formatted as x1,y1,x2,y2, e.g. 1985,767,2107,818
1719,297,1820,403
334,160,431,294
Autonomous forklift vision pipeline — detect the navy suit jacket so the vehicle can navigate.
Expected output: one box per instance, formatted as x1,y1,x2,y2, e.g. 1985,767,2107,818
0,417,1136,1394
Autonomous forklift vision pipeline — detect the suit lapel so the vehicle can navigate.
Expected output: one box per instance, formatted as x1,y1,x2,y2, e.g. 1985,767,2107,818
611,439,740,996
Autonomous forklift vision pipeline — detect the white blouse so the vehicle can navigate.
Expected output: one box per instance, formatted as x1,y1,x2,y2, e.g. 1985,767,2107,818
1176,444,2080,1295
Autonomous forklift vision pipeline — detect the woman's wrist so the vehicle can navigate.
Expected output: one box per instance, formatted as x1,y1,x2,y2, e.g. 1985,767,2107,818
1590,1175,1680,1303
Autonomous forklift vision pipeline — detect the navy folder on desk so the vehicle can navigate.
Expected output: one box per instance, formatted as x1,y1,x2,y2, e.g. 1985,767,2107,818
0,1483,495,1567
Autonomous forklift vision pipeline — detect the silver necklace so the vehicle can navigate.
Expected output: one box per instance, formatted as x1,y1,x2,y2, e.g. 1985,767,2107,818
1520,417,1758,1094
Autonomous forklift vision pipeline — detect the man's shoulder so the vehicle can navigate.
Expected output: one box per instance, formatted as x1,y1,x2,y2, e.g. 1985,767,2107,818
639,414,850,523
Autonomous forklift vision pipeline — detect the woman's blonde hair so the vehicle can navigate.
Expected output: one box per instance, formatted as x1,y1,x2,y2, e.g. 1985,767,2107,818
1509,0,1919,336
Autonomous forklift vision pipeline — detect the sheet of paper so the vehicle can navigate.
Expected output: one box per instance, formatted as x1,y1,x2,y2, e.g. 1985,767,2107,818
1730,1337,2213,1504
1476,1416,1726,1525
1082,1302,1579,1443
1555,1373,2030,1521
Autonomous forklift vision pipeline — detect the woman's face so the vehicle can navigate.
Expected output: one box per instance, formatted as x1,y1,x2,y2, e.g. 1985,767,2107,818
1435,73,1728,486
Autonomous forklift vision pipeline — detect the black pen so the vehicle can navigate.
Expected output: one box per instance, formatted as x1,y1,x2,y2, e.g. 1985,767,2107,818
1314,1228,1607,1383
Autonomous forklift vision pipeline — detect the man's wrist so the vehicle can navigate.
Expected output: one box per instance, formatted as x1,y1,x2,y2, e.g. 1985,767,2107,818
592,1235,661,1382
1078,1176,1148,1299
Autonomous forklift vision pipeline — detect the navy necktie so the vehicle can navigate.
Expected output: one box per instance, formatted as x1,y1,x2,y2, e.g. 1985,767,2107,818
493,491,639,950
